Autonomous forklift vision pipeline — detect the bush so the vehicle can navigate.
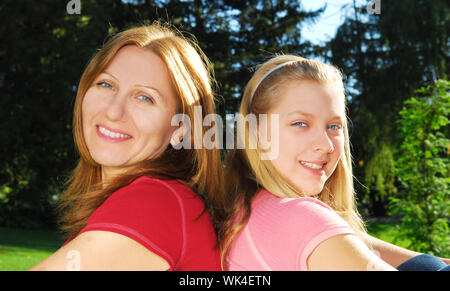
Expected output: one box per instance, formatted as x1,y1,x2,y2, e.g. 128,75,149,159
390,79,449,257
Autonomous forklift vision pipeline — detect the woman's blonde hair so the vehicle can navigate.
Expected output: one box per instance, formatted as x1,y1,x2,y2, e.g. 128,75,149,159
219,55,367,267
58,22,225,240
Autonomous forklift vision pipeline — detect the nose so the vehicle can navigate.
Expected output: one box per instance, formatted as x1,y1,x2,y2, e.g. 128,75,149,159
313,130,334,153
105,92,128,122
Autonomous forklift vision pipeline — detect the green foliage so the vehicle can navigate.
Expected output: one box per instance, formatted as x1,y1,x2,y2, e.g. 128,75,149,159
363,141,397,198
390,79,450,257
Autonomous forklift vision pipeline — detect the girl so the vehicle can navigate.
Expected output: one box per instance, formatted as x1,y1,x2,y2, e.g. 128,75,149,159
30,23,224,271
219,55,448,271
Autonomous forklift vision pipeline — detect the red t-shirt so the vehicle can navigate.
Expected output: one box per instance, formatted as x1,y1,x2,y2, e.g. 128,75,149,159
75,176,221,270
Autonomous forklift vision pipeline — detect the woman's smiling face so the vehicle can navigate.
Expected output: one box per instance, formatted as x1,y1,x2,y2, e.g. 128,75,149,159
262,79,346,196
82,45,179,179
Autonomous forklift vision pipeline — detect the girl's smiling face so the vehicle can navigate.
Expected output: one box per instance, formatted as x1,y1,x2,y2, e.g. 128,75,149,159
261,80,346,196
81,45,179,180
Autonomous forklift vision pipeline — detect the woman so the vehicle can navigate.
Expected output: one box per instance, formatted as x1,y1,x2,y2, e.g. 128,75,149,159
219,54,449,271
30,23,225,271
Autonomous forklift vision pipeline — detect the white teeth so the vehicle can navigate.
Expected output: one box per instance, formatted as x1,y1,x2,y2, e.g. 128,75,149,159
98,126,131,139
300,161,324,170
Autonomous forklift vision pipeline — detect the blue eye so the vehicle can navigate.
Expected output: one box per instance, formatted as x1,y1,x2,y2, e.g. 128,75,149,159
97,81,114,90
292,121,307,127
137,95,154,104
328,124,342,131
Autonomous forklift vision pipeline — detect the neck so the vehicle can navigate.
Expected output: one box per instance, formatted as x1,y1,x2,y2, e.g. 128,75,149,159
101,166,124,187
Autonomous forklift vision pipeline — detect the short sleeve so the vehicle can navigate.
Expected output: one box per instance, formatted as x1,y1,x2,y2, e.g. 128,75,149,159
78,177,184,270
226,191,356,271
287,199,356,270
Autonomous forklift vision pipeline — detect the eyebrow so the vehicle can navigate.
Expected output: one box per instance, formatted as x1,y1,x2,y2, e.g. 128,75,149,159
100,71,165,100
287,110,344,121
100,71,118,82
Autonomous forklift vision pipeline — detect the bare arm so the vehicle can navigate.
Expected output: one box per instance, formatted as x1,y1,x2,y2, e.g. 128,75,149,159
29,231,170,271
362,233,450,267
307,234,397,271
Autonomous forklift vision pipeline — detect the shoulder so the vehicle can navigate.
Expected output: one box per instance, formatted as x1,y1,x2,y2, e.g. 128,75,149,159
242,190,356,270
115,176,197,202
227,191,347,270
79,177,207,270
249,190,352,237
102,176,204,215
252,190,343,227
86,176,208,231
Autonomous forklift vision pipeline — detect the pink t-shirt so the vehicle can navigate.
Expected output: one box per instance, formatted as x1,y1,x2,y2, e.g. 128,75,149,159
226,189,356,271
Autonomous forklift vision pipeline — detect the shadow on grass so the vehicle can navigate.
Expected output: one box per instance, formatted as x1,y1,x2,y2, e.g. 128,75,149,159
0,227,66,270
0,227,64,252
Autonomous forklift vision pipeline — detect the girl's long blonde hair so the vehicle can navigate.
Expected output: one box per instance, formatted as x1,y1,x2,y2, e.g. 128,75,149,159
58,22,225,241
218,55,367,267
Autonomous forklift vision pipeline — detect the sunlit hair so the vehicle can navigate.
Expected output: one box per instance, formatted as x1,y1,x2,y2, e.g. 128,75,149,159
58,22,225,240
218,54,368,268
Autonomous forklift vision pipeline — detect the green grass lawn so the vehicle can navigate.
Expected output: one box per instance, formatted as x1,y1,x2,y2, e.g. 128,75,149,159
365,218,412,248
0,218,408,271
0,227,64,271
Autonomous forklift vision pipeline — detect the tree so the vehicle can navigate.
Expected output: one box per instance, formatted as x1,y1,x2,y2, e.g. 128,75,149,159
390,79,449,257
327,0,449,215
